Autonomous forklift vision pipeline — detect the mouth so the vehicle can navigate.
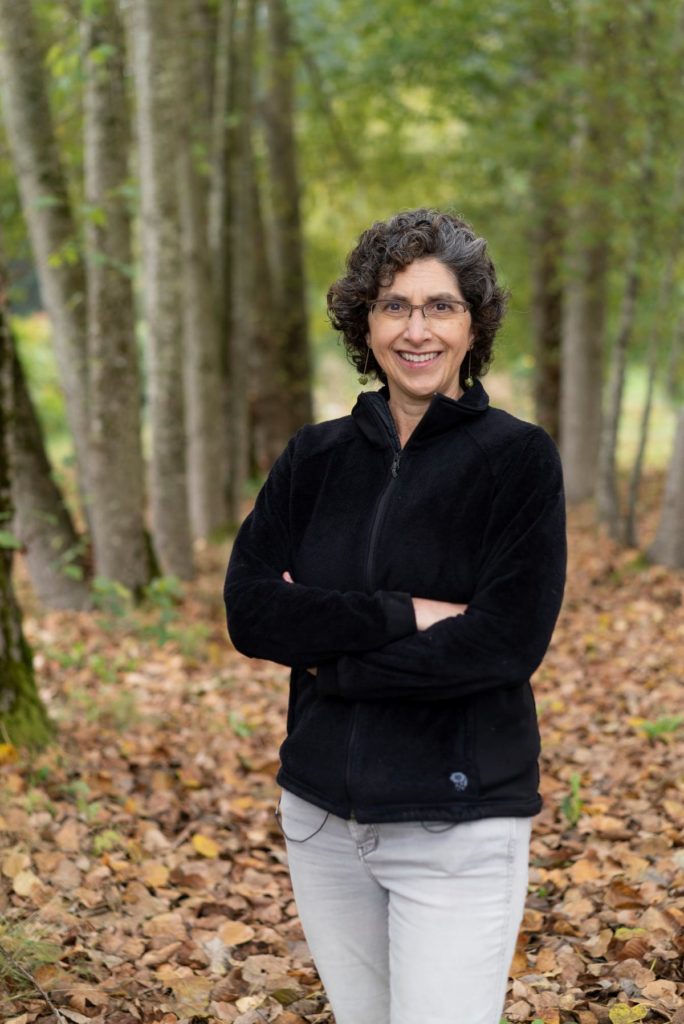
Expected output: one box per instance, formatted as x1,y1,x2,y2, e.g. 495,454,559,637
396,351,442,365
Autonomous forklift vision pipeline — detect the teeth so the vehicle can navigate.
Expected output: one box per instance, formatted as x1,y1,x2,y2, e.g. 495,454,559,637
399,351,439,363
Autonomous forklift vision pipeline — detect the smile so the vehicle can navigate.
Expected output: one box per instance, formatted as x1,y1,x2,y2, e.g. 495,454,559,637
397,351,441,364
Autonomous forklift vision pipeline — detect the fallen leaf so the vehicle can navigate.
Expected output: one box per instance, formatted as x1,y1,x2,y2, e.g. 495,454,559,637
2,850,30,878
608,1004,648,1024
142,861,170,887
192,833,220,858
218,920,255,946
12,869,42,897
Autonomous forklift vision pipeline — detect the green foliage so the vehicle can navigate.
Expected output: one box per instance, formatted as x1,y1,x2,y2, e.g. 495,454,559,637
229,711,255,739
561,772,584,828
92,828,124,855
0,921,62,998
637,715,683,743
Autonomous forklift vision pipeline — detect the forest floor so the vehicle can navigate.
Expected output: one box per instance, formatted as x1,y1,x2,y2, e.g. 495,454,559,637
1,492,683,1024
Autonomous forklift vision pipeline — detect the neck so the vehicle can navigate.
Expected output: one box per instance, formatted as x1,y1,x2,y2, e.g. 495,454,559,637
389,387,464,447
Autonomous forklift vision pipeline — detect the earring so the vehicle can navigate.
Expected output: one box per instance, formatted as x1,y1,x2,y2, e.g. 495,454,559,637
358,347,371,385
464,348,474,389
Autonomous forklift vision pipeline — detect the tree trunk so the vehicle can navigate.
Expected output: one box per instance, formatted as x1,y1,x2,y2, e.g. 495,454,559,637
648,405,684,568
129,0,193,578
176,0,228,539
0,272,53,747
263,0,313,437
559,0,612,504
560,224,609,503
249,172,284,474
9,340,91,609
595,251,641,536
530,198,563,441
625,153,684,546
227,0,256,521
0,0,91,507
208,0,234,348
82,0,152,590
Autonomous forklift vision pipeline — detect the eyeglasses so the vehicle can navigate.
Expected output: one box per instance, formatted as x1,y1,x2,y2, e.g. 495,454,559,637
368,298,470,322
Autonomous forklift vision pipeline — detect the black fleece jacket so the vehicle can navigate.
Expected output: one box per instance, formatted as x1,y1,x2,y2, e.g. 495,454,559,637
224,381,567,823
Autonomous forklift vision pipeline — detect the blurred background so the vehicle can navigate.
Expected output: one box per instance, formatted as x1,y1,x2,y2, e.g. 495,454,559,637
1,0,683,740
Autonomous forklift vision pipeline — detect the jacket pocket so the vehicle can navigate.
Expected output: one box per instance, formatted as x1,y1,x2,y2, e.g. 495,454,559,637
472,682,540,794
350,697,480,808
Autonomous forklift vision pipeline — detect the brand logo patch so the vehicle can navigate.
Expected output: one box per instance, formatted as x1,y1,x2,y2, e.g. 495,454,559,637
449,771,468,792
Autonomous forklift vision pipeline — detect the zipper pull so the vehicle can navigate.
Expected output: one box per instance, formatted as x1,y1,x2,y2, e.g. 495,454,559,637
391,451,401,477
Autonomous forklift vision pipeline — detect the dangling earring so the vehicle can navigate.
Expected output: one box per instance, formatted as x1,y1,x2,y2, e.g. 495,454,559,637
464,348,474,389
358,347,371,385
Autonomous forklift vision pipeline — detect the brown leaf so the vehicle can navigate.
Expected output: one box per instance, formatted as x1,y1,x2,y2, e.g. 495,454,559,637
218,920,256,946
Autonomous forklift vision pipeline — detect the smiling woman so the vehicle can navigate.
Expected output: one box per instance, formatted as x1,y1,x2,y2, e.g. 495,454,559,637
224,208,567,1024
365,258,474,441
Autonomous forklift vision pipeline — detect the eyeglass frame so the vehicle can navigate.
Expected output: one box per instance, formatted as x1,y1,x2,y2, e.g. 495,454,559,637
367,297,471,321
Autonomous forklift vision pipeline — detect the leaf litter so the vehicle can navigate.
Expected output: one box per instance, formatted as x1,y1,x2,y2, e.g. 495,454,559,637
1,500,683,1024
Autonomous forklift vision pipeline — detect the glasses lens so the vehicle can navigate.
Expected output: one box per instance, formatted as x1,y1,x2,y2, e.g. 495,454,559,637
375,300,410,318
424,301,465,319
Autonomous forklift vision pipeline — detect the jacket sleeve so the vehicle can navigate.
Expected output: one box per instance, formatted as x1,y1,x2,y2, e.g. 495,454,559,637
316,428,567,700
224,435,417,667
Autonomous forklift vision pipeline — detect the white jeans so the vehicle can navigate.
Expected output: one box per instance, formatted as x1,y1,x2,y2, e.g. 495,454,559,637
280,788,531,1024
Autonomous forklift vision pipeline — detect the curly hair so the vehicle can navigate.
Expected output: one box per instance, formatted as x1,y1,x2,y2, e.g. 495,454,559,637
327,208,508,387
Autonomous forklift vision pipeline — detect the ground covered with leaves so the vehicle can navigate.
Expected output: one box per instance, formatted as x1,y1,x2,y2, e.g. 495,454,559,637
1,505,683,1024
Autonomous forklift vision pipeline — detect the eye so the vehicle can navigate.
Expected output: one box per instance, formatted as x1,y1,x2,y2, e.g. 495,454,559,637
378,299,409,316
426,301,457,316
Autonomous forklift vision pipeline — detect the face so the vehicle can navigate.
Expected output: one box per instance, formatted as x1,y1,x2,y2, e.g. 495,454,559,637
366,258,473,407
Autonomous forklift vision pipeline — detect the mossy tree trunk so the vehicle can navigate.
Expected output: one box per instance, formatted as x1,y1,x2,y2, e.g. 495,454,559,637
0,271,52,748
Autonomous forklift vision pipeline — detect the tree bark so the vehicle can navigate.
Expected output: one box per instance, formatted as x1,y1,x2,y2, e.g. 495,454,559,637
208,0,234,348
530,198,563,441
648,405,684,568
227,0,256,521
129,0,193,578
595,250,641,536
10,339,91,609
263,0,313,437
176,0,228,539
559,4,610,504
82,0,152,590
0,271,53,747
0,0,91,506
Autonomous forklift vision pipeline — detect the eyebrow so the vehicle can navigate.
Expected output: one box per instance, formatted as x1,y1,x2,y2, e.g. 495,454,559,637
378,291,464,302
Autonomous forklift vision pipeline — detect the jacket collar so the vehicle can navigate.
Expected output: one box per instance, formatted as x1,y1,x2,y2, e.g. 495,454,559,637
352,380,490,450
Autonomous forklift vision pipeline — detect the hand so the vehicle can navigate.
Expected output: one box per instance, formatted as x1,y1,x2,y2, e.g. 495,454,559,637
282,571,317,675
412,597,467,631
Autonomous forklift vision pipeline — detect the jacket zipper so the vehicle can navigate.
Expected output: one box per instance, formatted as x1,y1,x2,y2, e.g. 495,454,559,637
345,407,402,816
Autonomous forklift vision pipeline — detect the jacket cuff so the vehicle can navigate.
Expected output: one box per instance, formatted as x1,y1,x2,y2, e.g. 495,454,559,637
380,591,417,640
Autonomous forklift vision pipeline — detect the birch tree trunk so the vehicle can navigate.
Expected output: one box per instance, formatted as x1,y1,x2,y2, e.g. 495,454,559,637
263,0,313,436
176,0,227,538
0,275,53,748
130,0,193,578
82,0,152,589
648,406,684,568
0,0,90,507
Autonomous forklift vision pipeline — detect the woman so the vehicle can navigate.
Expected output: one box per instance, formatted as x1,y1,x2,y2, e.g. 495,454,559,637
224,208,566,1024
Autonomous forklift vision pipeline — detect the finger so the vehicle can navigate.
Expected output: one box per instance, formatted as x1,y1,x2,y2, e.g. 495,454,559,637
282,571,294,583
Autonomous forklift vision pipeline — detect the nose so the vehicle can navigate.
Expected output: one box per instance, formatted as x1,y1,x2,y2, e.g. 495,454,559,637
404,306,430,342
